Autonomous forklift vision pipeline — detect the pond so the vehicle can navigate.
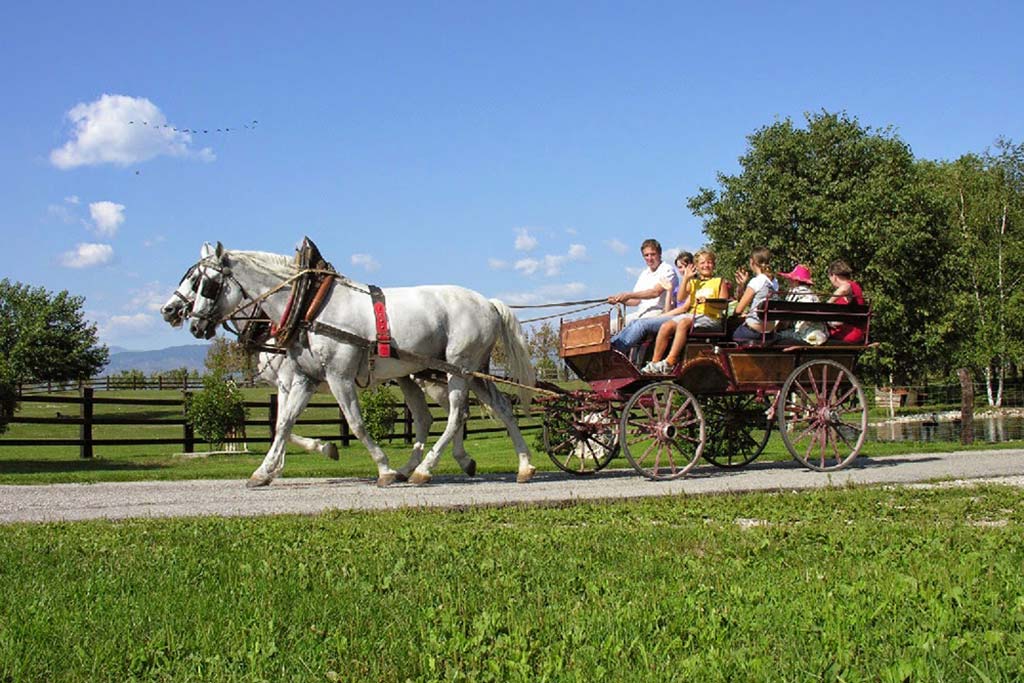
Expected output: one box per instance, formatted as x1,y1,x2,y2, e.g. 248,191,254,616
869,415,1024,443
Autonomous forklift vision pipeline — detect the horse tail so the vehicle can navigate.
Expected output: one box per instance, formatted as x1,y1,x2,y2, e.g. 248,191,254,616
489,298,536,406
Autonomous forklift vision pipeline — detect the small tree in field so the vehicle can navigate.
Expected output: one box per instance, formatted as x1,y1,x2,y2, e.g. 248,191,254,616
185,370,248,450
360,384,398,443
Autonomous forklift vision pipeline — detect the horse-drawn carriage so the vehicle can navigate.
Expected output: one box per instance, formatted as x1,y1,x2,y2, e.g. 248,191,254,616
539,300,874,479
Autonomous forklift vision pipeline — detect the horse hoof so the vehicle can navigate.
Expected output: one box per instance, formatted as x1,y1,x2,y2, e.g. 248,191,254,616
464,459,477,477
376,473,397,488
246,476,272,488
409,471,432,486
516,466,536,484
394,471,409,483
324,443,339,461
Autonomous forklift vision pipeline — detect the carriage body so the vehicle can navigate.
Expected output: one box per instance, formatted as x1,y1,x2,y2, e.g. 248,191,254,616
544,301,872,478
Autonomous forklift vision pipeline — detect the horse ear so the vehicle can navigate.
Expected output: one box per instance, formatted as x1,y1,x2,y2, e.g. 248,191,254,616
215,241,224,259
200,242,214,258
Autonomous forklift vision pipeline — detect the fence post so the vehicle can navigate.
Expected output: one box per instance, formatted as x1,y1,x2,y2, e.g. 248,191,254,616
268,393,278,440
79,387,93,459
340,406,351,446
182,391,194,453
958,369,974,445
403,404,413,445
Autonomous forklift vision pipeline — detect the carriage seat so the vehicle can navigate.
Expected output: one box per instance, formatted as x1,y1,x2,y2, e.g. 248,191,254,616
753,299,872,346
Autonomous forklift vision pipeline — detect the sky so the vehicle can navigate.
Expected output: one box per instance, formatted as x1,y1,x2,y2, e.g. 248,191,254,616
1,1,1021,351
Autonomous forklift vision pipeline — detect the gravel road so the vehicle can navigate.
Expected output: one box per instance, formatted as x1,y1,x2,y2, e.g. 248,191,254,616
2,448,1023,524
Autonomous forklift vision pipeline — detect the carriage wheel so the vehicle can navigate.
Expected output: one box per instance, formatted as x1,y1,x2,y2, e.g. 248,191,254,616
777,359,867,471
701,394,772,468
619,382,705,480
542,396,619,475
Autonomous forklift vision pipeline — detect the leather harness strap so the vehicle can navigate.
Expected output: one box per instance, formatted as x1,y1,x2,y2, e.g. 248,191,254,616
368,284,392,358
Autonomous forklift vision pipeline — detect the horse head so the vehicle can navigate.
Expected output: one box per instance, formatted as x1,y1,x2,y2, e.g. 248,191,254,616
160,264,200,327
189,242,243,340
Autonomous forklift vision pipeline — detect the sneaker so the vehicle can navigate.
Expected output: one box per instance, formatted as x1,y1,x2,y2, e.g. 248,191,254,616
642,360,670,375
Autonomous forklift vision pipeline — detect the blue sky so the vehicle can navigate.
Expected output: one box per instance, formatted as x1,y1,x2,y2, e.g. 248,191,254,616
1,1,1020,350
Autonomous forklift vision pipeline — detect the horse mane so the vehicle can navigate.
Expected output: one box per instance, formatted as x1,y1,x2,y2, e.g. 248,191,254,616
226,250,297,280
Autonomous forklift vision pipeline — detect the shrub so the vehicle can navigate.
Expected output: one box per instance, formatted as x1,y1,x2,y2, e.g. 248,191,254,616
360,384,398,443
185,371,248,450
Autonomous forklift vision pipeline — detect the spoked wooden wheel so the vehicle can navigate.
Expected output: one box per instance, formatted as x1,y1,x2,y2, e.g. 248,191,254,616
542,396,619,475
778,359,867,471
701,394,772,468
619,382,705,480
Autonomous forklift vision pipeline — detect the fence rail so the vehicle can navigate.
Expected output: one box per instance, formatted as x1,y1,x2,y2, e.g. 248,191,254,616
1,389,540,458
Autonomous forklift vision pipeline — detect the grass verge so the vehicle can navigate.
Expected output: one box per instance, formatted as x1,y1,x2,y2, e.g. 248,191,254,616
1,485,1022,681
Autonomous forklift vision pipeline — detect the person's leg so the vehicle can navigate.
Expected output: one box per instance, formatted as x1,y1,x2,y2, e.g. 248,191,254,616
665,319,694,366
650,319,677,362
611,317,667,353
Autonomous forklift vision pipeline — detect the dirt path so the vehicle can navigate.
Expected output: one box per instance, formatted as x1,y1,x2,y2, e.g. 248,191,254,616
2,448,1023,524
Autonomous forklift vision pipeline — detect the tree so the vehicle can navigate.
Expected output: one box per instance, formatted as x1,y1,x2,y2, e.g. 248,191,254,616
110,369,146,389
687,111,951,383
205,337,252,379
0,279,109,383
937,139,1024,405
527,322,564,381
185,370,248,450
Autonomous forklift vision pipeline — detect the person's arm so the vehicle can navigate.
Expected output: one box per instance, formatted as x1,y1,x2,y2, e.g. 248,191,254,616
827,281,852,303
733,286,755,316
607,281,668,306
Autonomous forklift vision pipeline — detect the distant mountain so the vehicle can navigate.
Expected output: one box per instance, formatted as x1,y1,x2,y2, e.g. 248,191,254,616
100,344,211,376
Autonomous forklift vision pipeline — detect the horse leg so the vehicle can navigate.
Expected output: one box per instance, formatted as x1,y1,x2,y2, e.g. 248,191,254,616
288,433,339,460
326,376,398,487
468,377,535,483
248,376,317,487
393,377,432,481
421,378,476,476
409,375,469,486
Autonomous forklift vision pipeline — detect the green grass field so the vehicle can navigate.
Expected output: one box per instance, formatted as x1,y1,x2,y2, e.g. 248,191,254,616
1,485,1022,682
1,387,1021,485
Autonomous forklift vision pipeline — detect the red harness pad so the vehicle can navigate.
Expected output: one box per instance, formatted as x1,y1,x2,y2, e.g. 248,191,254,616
369,286,391,357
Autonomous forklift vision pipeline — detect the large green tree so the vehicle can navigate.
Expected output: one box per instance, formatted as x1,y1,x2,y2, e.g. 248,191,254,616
687,111,950,383
0,279,108,385
936,139,1024,405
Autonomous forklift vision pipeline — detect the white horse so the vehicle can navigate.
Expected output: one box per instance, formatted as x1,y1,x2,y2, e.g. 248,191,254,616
184,243,536,487
160,265,479,478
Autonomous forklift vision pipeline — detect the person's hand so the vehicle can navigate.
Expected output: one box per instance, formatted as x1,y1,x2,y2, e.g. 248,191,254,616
735,267,749,289
683,263,696,280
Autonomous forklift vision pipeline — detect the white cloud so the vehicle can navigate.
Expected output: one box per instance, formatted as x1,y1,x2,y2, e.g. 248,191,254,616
351,253,381,272
488,258,509,270
514,258,540,275
47,203,75,223
496,282,588,307
60,243,114,268
50,94,215,169
99,313,158,338
625,266,642,278
126,282,169,312
607,238,629,255
568,244,587,260
89,201,126,237
514,227,538,252
565,227,578,236
542,254,565,276
65,195,80,204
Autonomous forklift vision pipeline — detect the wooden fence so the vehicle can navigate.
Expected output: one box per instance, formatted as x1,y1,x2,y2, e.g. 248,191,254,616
0,389,540,458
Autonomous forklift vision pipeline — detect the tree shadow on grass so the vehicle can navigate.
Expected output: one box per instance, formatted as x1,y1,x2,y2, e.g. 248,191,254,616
0,459,168,475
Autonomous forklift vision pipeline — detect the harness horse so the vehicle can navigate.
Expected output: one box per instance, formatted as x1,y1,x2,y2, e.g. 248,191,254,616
182,242,537,487
160,264,480,477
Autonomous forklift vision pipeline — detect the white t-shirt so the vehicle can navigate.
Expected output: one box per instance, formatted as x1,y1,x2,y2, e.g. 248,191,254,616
631,262,677,320
745,273,779,327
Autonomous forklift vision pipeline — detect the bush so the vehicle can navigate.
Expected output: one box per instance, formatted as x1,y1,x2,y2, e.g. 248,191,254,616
0,377,16,436
360,384,398,443
185,371,248,450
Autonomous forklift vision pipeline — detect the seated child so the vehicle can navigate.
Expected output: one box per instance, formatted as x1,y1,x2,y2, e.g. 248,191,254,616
826,260,866,343
664,251,694,312
642,248,728,374
776,264,828,345
732,247,779,343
